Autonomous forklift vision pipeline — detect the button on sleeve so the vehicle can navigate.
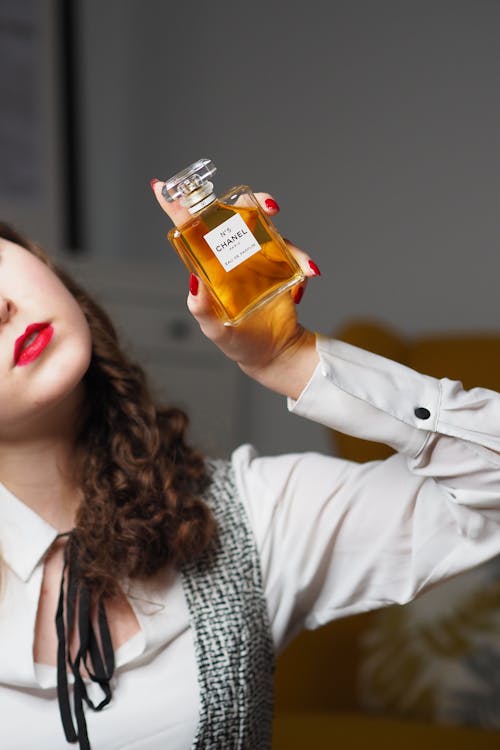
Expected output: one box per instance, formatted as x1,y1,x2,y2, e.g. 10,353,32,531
288,336,441,457
414,407,431,420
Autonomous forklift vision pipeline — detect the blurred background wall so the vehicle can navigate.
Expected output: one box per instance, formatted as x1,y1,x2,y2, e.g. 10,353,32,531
2,0,500,455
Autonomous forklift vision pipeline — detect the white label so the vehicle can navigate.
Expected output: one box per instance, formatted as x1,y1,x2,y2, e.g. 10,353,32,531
203,214,261,272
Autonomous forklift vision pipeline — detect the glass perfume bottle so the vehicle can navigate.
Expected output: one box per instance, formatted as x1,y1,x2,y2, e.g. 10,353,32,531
162,158,304,326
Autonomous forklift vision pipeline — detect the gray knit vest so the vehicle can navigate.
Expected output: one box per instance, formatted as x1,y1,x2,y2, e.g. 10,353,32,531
181,459,275,749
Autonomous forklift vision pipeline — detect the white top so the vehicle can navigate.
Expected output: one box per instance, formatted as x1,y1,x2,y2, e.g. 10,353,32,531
2,336,500,748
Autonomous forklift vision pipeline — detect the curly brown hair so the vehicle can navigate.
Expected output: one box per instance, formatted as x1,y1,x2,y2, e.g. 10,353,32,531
0,222,217,596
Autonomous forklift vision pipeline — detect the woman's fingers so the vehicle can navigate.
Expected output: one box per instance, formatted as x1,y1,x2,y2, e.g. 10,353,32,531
186,274,228,342
150,180,321,309
281,239,321,305
282,239,321,278
252,193,322,303
150,178,191,227
254,192,321,279
150,183,320,278
253,192,281,216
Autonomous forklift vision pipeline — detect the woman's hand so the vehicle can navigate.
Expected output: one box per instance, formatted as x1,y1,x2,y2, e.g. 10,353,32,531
150,181,320,400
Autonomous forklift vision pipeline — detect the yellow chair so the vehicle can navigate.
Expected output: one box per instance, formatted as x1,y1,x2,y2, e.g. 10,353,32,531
272,319,500,748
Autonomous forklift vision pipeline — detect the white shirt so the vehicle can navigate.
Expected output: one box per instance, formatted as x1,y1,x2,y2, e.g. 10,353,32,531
2,336,500,749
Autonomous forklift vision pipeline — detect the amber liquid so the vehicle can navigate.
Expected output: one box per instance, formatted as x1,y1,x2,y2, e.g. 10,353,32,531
168,192,304,325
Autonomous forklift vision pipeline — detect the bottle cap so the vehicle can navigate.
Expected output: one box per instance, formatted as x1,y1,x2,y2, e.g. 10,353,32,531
162,158,217,210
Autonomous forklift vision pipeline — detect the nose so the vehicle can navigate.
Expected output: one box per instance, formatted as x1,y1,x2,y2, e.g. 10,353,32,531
0,296,14,324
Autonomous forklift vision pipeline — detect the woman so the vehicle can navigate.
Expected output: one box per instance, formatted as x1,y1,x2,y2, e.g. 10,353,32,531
1,186,500,748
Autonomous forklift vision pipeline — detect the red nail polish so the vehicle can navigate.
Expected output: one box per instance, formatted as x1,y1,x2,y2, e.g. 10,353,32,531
308,260,321,276
150,178,160,192
264,197,280,212
293,285,304,304
189,273,199,295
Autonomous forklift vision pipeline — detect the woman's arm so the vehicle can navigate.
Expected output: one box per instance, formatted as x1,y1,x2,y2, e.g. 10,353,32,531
291,335,500,458
233,342,500,645
151,180,500,457
150,182,320,399
152,179,500,644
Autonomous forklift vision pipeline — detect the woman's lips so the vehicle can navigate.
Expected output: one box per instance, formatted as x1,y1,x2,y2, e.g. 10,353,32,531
14,322,54,367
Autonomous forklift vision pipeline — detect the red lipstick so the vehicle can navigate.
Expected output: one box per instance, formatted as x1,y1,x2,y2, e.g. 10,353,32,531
14,322,54,367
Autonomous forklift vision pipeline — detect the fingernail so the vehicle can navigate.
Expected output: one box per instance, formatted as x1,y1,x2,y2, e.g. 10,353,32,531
293,285,304,304
189,273,199,296
264,197,280,212
150,178,160,193
308,260,321,276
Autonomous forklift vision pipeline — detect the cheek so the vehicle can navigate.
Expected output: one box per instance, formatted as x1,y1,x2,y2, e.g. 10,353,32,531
51,314,93,390
19,264,64,304
45,327,92,389
8,315,92,419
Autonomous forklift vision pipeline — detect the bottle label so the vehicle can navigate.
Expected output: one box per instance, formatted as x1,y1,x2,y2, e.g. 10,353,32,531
203,214,261,272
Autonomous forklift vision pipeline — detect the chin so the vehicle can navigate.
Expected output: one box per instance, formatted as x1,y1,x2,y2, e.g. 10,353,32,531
33,343,92,411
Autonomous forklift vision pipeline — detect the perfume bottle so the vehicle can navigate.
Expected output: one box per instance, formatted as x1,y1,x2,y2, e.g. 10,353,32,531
162,158,304,326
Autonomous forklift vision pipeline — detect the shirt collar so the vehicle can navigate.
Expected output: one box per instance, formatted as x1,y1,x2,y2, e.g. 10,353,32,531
0,481,59,582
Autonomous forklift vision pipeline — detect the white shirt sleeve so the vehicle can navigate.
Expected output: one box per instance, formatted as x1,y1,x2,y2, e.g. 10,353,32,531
231,336,500,652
